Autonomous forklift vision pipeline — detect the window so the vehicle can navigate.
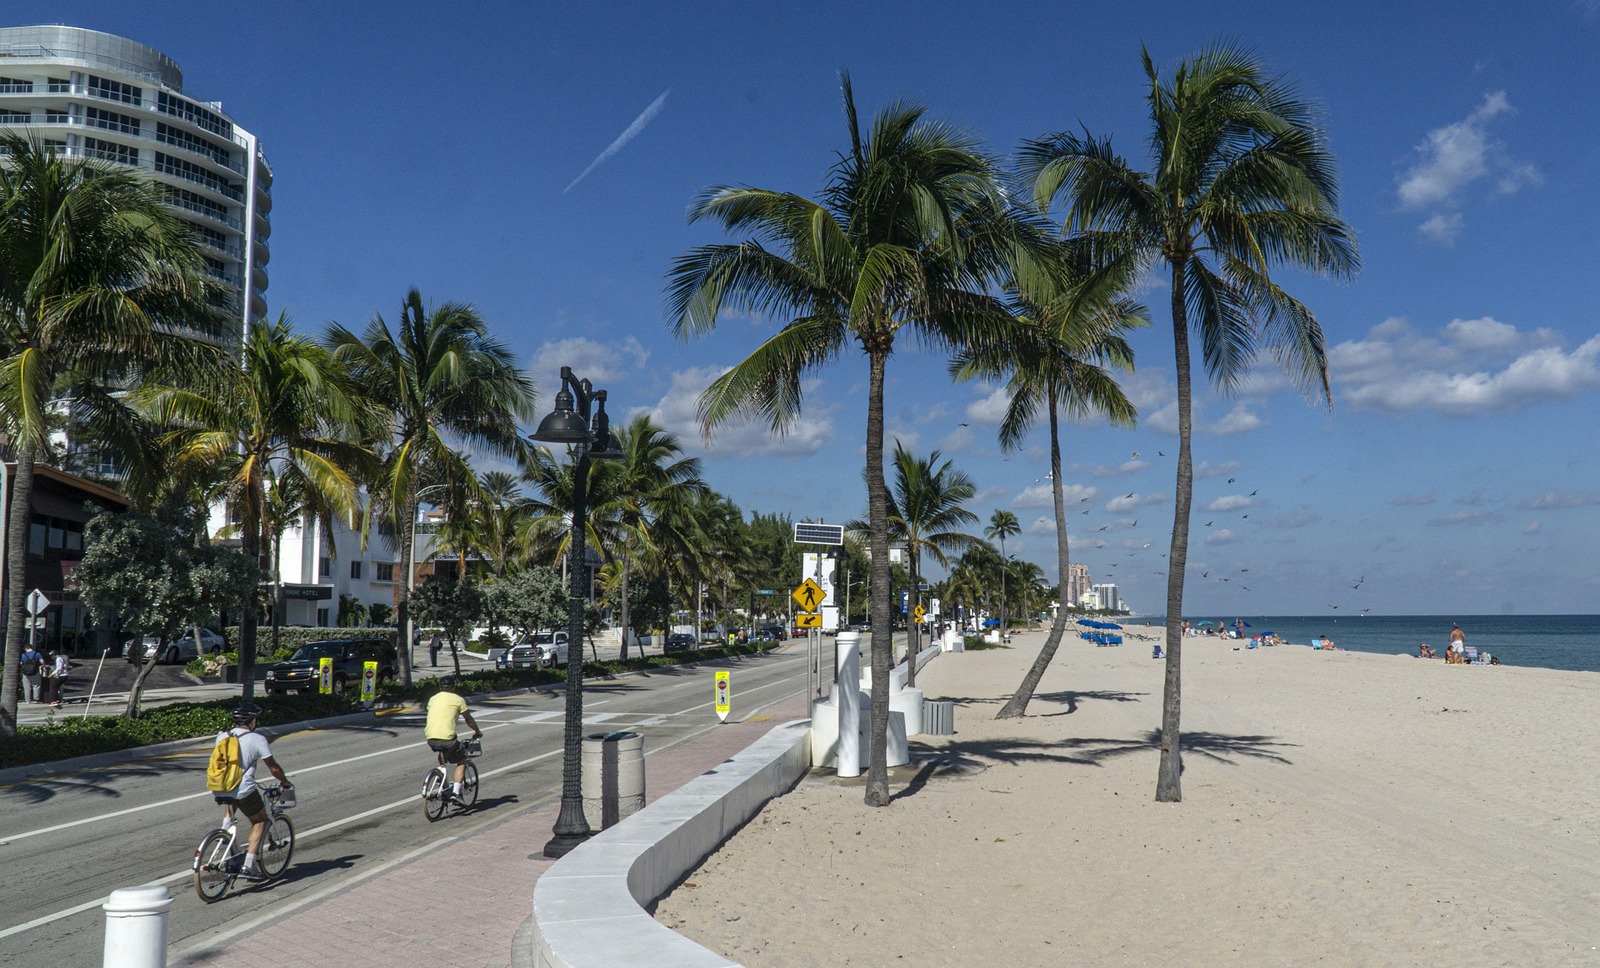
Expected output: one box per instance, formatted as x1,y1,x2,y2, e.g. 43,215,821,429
86,106,140,135
29,522,45,556
47,523,65,550
87,74,142,105
350,561,363,580
319,557,331,579
316,608,329,627
157,91,233,139
0,110,29,124
376,562,395,582
0,77,33,93
84,137,138,165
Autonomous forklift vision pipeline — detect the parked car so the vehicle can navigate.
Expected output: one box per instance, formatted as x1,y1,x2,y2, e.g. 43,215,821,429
507,630,570,668
263,638,397,695
664,632,696,653
124,628,226,664
756,625,786,642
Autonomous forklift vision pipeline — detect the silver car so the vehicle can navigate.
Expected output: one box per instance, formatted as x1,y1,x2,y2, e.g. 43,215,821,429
125,628,226,664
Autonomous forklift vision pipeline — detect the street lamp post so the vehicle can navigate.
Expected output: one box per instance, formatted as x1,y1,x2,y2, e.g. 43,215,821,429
532,366,621,859
406,484,449,673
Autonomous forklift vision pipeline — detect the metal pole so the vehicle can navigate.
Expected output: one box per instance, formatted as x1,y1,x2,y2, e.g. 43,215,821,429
83,647,109,719
544,383,595,859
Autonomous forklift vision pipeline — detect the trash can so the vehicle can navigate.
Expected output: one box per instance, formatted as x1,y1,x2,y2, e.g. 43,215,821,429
221,664,238,684
581,731,645,831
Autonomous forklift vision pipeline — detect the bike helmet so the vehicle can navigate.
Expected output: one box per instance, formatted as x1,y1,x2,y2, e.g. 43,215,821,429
233,701,263,725
438,675,457,690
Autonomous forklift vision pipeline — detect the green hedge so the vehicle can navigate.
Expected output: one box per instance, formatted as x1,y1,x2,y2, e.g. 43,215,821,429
3,639,781,769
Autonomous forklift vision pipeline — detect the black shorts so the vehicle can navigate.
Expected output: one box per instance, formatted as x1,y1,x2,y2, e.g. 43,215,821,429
214,789,265,818
428,738,465,765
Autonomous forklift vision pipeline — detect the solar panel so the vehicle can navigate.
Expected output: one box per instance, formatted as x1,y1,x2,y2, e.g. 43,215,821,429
793,522,844,545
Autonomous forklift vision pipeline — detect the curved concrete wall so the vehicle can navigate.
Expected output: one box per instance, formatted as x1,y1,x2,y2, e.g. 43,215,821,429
529,720,811,968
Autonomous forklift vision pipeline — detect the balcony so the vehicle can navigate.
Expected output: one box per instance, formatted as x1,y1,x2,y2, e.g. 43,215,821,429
153,157,243,202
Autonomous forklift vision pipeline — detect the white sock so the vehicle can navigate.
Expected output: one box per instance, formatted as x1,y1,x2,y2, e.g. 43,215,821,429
244,852,257,870
452,782,462,795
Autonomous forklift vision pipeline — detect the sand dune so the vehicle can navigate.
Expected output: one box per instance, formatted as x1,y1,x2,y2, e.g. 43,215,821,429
656,626,1600,967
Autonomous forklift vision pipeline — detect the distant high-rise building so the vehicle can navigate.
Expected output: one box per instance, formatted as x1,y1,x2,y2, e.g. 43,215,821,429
0,25,271,341
1091,583,1122,613
1065,562,1091,606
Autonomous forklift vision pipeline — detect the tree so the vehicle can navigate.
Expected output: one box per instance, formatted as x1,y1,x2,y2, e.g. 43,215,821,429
957,265,1142,719
136,313,377,699
984,510,1021,638
74,500,259,716
849,444,977,688
0,134,226,735
1020,44,1358,800
407,577,483,678
327,289,536,687
479,566,566,642
667,76,1051,806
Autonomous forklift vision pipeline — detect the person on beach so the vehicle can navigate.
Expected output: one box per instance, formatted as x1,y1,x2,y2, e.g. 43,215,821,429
1419,643,1435,659
1448,623,1465,660
1317,634,1337,650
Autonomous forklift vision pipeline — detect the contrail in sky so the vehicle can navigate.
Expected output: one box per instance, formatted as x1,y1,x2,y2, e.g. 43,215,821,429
564,88,671,193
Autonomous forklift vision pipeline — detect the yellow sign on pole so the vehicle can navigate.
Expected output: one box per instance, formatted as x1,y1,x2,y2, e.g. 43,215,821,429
714,670,731,723
318,656,334,695
913,604,927,622
792,578,825,612
795,613,823,628
360,660,378,703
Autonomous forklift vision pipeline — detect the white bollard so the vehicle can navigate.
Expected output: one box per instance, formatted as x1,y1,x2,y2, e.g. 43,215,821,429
102,886,172,968
835,631,861,777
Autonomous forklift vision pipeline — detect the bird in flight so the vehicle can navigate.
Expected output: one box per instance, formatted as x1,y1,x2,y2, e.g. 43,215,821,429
1242,514,1249,519
1328,604,1339,609
1158,451,1166,456
1081,509,1090,515
1205,521,1213,527
1125,492,1135,498
1228,477,1237,483
1132,452,1140,459
1200,570,1209,578
958,422,969,427
1241,586,1251,592
1249,490,1258,497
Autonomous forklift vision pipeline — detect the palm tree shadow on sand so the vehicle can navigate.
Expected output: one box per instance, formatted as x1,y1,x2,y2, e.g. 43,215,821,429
891,730,1296,802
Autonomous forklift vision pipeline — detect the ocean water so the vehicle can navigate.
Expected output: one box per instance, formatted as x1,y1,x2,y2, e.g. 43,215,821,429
1129,615,1600,674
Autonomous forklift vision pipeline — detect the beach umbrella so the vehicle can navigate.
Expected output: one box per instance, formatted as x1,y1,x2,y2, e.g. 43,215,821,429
1196,620,1214,626
1105,622,1123,629
983,619,1001,627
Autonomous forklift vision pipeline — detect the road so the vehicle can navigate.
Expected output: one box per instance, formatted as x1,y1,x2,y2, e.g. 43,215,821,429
0,646,814,968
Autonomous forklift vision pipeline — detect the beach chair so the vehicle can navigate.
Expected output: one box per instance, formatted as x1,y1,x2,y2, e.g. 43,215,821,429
1463,645,1478,663
1152,644,1164,659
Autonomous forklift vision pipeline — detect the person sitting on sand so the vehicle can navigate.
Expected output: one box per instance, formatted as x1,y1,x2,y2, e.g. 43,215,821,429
1318,634,1337,650
1419,643,1435,659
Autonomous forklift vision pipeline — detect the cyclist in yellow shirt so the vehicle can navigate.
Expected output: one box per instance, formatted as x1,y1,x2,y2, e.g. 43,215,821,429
424,677,481,805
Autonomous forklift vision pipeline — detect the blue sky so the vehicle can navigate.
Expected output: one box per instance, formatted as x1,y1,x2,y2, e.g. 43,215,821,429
15,1,1600,615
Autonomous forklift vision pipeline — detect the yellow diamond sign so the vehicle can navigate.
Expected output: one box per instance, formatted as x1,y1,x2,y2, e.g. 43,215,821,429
913,604,927,621
792,578,825,612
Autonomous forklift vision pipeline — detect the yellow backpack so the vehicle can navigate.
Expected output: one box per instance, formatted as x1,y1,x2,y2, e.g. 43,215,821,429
206,732,244,793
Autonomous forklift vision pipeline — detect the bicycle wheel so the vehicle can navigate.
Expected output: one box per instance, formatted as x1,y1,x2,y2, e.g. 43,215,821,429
422,769,446,822
193,830,235,904
458,762,479,809
258,815,295,878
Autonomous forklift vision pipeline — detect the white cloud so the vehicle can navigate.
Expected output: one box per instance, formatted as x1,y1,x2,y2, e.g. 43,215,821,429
1208,404,1264,436
1523,520,1542,534
1013,484,1055,509
1204,528,1238,545
1194,460,1244,480
965,385,1011,425
1332,317,1600,415
1392,491,1436,506
641,365,835,458
939,424,977,453
1025,515,1056,535
531,336,649,385
1428,509,1498,526
1206,495,1252,512
1519,491,1600,510
1396,91,1541,243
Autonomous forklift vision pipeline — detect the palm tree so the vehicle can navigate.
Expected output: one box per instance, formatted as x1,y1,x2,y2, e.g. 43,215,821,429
958,269,1143,719
850,444,977,689
586,415,704,658
1020,44,1358,800
136,313,379,697
667,76,1051,806
984,510,1021,639
0,134,224,733
327,289,537,687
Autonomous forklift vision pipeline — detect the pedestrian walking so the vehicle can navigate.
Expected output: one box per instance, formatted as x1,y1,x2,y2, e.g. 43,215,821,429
19,643,43,703
428,632,442,667
48,649,70,707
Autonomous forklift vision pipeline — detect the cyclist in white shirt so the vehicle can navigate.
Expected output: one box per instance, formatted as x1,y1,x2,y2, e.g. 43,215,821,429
213,702,292,879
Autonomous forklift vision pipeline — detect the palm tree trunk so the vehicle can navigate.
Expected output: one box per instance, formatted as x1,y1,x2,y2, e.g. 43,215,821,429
238,471,266,701
0,448,38,736
618,563,631,660
1157,257,1195,803
905,550,919,690
397,483,417,688
997,397,1071,718
864,347,893,807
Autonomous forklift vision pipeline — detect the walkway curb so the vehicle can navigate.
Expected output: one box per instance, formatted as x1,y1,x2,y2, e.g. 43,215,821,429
530,720,812,968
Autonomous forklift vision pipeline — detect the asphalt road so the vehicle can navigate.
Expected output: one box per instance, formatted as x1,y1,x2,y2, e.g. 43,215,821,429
0,646,812,968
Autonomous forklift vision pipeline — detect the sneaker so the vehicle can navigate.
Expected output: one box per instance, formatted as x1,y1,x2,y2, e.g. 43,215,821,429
238,866,267,881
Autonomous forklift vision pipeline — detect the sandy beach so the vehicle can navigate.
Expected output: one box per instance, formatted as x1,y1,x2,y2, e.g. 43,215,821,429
656,625,1600,967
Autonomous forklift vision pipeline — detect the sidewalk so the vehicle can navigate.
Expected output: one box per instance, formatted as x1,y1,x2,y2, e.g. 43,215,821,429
173,687,812,968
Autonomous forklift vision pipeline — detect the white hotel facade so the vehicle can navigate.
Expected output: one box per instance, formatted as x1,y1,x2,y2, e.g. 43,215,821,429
0,24,271,342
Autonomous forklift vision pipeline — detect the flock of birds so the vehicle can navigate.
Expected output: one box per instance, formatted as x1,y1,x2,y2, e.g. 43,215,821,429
1007,446,1368,614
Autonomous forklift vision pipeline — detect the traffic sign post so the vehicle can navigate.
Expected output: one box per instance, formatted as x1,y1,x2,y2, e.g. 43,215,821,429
796,613,822,628
318,657,334,695
714,671,731,723
913,604,927,623
792,578,825,613
26,589,50,616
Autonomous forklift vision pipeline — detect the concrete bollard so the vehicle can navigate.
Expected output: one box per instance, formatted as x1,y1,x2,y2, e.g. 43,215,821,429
102,885,172,968
834,631,861,777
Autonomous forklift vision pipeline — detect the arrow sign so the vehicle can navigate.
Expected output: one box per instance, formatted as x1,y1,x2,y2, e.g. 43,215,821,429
913,604,927,621
26,589,50,616
714,671,731,723
795,613,822,628
792,578,824,612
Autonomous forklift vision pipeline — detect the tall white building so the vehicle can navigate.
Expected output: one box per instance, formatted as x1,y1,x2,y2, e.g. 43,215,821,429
0,25,271,339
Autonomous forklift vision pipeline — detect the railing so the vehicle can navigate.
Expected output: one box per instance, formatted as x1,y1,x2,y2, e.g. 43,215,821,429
155,128,241,173
153,157,243,201
164,193,240,230
0,82,33,93
86,114,141,135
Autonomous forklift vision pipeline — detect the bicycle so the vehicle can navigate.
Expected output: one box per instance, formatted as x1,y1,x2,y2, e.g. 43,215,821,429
421,738,480,821
192,784,297,903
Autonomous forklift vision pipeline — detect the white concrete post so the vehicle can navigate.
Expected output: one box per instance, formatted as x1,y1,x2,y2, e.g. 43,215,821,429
834,631,861,777
102,886,172,968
